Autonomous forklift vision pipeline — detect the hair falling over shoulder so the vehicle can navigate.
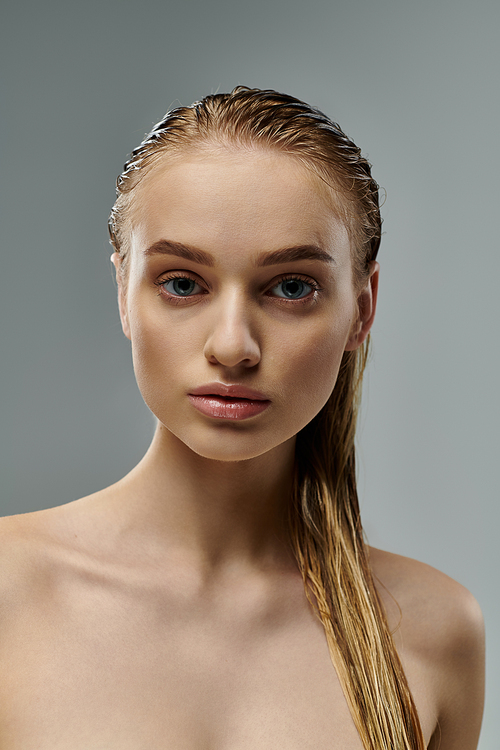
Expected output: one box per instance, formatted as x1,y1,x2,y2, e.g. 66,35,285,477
109,87,426,749
289,342,425,749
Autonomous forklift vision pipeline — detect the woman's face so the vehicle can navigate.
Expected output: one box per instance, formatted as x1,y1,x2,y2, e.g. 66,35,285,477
115,147,377,461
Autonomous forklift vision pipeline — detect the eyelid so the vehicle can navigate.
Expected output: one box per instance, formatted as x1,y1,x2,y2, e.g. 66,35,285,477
266,273,321,293
155,270,208,287
154,270,209,301
154,270,323,303
264,274,323,306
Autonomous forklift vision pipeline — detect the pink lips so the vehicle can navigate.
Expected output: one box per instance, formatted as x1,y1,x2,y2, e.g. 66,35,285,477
188,383,271,420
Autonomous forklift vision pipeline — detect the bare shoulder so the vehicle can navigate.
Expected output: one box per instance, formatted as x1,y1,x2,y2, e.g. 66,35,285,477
0,513,44,622
368,546,484,650
0,510,54,587
0,505,79,613
0,512,39,574
369,547,485,750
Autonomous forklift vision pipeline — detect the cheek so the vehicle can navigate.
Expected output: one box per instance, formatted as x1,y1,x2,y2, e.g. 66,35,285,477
127,309,189,408
271,314,354,421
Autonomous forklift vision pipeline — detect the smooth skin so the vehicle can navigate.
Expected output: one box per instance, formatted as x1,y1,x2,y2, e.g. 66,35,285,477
0,148,484,749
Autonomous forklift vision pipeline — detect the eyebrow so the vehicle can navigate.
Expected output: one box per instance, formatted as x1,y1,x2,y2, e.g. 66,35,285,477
144,240,215,266
143,239,335,266
256,245,335,266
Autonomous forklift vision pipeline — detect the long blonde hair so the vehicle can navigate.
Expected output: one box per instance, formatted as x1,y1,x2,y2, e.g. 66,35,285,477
109,87,425,749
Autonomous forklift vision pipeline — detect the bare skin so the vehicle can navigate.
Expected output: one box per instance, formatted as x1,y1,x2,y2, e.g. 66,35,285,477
0,148,484,748
0,497,484,750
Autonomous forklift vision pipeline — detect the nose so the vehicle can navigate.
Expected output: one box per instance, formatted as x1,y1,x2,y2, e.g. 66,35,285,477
203,290,261,369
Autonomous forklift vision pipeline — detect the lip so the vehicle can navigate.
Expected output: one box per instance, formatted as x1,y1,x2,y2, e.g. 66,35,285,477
188,383,271,421
189,383,269,400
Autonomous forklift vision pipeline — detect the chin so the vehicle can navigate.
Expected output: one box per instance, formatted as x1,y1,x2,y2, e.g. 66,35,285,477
167,422,295,463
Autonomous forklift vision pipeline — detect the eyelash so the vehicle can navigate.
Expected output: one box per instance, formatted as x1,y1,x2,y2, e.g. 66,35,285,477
270,274,322,304
153,272,207,305
154,272,322,305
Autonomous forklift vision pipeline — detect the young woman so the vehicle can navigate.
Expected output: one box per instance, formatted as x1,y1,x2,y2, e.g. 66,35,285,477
0,88,484,749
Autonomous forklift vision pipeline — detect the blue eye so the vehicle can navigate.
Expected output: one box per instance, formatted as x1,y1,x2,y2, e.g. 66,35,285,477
271,278,313,299
163,277,203,296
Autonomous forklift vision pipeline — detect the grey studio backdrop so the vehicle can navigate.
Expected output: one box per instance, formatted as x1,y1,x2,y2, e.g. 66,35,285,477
1,0,498,745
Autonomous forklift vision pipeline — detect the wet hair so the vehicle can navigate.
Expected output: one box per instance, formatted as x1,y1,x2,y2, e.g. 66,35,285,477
109,87,424,750
109,87,380,287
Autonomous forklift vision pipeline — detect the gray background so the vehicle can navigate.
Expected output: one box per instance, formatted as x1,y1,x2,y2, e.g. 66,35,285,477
1,0,498,745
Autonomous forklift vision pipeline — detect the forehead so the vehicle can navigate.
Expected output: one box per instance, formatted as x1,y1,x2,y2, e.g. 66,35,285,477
129,147,351,265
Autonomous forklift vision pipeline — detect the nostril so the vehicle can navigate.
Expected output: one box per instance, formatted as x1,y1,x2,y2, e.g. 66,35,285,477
203,334,261,369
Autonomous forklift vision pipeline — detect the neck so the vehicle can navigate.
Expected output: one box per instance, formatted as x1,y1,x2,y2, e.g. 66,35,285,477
105,422,297,576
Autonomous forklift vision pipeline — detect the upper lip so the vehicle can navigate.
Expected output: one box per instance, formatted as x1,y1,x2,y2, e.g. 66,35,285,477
189,383,270,401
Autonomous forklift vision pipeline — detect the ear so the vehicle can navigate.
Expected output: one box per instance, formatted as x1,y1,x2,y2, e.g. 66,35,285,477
111,253,131,341
344,261,379,351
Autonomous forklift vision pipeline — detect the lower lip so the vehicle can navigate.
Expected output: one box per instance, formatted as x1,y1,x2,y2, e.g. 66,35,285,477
188,395,271,420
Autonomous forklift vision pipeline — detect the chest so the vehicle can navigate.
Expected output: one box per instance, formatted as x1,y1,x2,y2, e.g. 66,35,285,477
0,574,365,750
